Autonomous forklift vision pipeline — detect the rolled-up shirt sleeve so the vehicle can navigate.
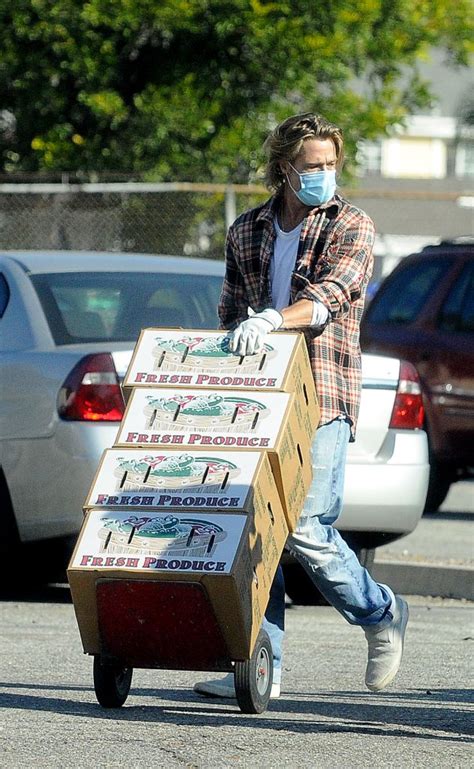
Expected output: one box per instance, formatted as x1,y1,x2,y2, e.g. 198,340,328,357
295,212,375,320
218,225,250,331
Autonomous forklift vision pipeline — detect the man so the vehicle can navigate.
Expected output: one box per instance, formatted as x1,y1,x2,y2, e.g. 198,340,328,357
194,113,408,699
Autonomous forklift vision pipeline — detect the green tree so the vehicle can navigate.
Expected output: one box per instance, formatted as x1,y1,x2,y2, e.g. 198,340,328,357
1,0,472,180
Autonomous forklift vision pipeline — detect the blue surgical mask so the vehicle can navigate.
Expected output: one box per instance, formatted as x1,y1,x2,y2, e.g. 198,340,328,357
287,164,336,206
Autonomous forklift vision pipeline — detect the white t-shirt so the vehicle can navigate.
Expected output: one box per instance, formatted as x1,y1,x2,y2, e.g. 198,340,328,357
270,216,303,310
270,215,329,327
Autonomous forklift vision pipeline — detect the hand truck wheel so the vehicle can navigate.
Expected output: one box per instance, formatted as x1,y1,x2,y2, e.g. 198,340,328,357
93,655,133,708
234,629,273,714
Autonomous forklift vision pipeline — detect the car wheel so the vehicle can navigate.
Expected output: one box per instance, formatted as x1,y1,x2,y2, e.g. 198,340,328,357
424,462,452,513
28,535,76,583
282,540,376,606
0,468,21,559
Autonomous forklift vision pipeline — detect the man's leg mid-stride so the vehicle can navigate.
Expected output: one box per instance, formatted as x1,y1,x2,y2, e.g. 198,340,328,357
194,419,408,698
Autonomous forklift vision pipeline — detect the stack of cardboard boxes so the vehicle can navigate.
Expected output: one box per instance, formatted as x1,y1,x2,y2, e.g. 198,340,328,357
68,329,319,663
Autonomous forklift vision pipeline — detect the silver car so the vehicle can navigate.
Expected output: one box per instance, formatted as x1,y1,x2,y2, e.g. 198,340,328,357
0,250,429,590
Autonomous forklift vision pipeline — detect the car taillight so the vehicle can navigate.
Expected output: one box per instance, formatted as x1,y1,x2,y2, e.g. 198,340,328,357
58,353,125,421
389,361,425,430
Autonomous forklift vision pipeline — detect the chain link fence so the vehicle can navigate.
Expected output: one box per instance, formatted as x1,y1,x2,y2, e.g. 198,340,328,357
0,180,456,280
0,182,267,260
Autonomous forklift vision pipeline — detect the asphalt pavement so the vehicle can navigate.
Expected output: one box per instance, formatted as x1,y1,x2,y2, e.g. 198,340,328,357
1,593,472,768
373,480,474,601
1,484,472,768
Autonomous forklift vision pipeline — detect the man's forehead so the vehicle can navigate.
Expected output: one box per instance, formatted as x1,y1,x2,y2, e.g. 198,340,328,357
299,137,336,161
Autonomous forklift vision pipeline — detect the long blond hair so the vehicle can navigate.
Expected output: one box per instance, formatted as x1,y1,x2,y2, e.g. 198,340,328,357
263,113,344,191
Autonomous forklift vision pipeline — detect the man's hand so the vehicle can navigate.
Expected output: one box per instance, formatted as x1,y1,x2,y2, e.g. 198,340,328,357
230,308,283,355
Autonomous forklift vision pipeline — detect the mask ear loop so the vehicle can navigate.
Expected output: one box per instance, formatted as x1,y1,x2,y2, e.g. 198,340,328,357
285,162,300,195
285,173,300,195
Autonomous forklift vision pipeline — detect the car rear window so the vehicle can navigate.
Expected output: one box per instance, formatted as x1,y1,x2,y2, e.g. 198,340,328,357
365,258,453,325
437,261,474,333
30,271,223,344
0,273,9,317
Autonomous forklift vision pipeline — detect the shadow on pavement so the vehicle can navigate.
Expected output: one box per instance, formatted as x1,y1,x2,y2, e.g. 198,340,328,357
0,583,72,603
0,684,471,743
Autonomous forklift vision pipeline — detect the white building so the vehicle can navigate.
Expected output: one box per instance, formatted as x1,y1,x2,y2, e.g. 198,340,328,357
345,53,473,269
357,50,474,180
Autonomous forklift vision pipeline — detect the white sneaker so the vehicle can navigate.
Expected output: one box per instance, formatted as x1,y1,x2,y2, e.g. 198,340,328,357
193,672,281,699
364,595,409,692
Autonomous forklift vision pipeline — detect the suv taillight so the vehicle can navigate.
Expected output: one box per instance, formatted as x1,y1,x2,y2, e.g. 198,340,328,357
389,361,425,430
58,353,125,421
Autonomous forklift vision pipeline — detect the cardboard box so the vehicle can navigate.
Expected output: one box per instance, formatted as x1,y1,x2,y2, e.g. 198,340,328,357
122,329,319,429
68,484,288,660
84,448,282,517
114,387,312,529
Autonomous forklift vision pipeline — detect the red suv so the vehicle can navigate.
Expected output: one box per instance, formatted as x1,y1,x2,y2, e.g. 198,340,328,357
361,238,474,511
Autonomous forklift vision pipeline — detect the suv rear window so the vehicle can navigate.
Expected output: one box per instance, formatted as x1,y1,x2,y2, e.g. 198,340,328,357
365,258,453,324
31,271,223,344
438,261,474,333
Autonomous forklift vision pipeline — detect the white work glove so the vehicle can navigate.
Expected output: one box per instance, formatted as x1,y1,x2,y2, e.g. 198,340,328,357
230,308,283,356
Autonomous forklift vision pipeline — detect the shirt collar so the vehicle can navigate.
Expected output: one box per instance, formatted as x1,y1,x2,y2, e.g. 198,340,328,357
256,190,343,225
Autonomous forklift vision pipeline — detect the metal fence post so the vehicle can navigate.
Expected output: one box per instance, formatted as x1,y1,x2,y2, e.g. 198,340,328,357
225,186,237,231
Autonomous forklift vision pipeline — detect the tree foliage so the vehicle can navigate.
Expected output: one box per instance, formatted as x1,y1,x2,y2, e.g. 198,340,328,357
1,0,472,180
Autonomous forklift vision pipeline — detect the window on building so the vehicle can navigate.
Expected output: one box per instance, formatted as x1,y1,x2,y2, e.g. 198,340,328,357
356,141,382,175
455,142,474,177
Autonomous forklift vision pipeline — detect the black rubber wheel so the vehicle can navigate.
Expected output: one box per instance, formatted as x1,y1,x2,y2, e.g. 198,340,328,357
93,656,133,708
234,629,273,714
423,462,452,513
0,468,21,558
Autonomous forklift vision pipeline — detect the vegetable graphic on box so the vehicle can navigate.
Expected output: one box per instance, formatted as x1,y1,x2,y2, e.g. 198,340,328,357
152,334,275,374
113,453,239,492
143,393,268,433
97,513,227,557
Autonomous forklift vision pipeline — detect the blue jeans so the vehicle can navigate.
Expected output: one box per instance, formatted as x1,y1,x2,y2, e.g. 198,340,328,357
262,417,394,684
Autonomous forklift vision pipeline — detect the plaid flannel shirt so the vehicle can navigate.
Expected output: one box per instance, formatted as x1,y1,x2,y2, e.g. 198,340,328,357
218,192,375,438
